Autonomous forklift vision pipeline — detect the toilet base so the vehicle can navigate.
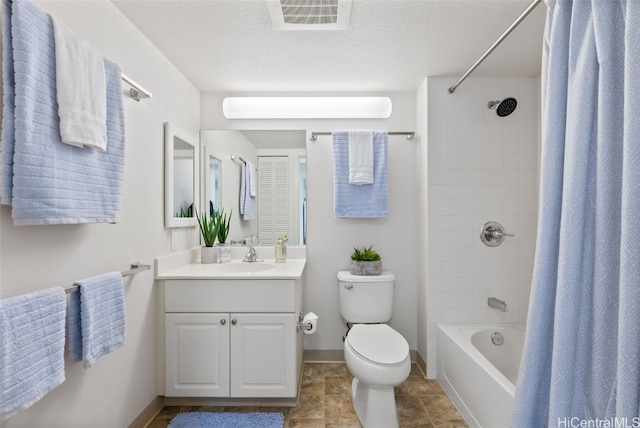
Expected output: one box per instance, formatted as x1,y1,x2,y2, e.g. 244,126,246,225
351,377,399,428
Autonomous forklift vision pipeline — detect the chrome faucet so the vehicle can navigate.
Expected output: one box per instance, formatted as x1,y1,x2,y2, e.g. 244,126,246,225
242,237,263,263
488,297,508,312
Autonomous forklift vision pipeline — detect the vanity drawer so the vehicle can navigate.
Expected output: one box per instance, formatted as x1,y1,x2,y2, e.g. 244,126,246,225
165,279,297,313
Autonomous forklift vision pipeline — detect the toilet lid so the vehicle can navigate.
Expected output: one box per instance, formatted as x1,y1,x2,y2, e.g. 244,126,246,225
346,324,409,365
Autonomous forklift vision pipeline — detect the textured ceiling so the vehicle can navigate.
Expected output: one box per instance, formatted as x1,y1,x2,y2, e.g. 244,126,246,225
113,0,547,93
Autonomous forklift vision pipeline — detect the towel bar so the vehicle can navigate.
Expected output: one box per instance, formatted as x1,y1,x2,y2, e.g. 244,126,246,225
64,262,150,294
121,73,152,102
231,155,247,164
309,131,415,141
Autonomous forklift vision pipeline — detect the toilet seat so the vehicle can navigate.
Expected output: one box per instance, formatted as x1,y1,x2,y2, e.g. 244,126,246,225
346,324,409,366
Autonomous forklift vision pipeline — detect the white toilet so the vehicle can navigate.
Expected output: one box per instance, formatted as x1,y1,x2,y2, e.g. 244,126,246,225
338,271,411,428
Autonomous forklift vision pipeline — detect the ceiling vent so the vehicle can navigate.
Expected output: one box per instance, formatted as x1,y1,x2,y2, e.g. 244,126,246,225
267,0,352,30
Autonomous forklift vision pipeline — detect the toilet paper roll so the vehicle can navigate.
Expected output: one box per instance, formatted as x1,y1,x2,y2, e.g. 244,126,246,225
302,312,318,335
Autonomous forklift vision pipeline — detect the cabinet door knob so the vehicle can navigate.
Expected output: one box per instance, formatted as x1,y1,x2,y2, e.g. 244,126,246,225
220,319,226,325
231,319,237,325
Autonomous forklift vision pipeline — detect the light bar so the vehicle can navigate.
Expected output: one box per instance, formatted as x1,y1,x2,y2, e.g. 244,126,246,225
222,97,393,119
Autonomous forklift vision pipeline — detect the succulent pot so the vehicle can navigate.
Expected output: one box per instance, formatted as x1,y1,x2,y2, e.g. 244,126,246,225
350,260,382,275
201,246,217,264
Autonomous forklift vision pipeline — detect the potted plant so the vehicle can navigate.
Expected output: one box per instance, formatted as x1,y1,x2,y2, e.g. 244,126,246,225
196,210,219,264
350,245,382,275
215,208,232,263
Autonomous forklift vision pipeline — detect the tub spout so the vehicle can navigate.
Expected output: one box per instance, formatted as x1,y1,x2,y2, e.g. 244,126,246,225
488,297,508,312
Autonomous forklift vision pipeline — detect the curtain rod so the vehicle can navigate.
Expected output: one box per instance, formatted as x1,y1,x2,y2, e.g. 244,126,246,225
309,131,415,141
63,262,150,294
447,0,542,94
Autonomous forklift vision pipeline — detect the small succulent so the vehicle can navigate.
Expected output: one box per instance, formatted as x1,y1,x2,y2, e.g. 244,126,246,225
216,208,231,244
176,203,193,218
196,210,219,247
351,246,381,262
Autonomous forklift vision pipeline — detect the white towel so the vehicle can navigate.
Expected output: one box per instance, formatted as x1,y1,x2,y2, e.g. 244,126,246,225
348,130,374,185
0,287,66,420
53,18,107,150
248,161,257,197
76,272,125,368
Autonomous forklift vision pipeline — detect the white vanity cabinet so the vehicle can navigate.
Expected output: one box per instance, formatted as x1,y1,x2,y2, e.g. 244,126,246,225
164,278,303,399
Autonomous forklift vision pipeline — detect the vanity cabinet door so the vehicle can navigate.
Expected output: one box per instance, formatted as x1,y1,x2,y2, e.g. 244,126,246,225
165,313,230,397
229,313,297,397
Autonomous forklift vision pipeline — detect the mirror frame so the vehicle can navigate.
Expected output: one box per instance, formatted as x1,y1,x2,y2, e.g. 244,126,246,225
201,144,223,217
164,122,199,228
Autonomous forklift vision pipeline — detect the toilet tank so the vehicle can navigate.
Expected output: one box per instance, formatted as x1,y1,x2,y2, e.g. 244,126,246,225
338,271,396,323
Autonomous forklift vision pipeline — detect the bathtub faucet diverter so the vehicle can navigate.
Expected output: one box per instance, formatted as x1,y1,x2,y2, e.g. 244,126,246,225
488,297,508,312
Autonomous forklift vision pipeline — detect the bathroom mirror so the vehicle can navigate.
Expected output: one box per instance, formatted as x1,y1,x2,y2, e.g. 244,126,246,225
200,130,307,245
165,122,199,228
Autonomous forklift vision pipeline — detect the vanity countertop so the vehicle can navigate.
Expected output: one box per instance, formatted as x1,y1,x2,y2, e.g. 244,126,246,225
156,259,306,280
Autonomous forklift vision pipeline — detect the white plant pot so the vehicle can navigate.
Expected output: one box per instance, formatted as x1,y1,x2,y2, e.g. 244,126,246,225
201,246,217,264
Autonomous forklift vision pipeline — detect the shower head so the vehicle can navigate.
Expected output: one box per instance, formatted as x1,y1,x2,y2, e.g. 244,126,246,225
488,97,517,117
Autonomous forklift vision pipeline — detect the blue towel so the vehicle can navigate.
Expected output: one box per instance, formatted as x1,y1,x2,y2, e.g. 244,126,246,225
240,163,256,220
0,0,16,205
76,272,125,368
9,0,126,225
65,289,82,363
0,287,66,420
333,131,389,218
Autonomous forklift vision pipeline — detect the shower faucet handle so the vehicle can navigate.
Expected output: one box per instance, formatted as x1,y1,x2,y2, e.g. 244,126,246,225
480,221,514,247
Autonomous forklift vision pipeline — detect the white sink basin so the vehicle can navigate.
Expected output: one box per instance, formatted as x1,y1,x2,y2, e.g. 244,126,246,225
214,262,274,273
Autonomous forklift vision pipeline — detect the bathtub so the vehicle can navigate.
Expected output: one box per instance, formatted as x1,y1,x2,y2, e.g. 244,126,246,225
436,324,525,428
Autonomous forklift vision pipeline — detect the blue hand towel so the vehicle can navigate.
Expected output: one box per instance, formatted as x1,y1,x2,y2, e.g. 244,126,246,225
0,0,16,205
241,163,256,221
240,163,246,215
76,272,125,368
9,0,126,225
0,287,66,420
333,131,389,218
65,289,82,363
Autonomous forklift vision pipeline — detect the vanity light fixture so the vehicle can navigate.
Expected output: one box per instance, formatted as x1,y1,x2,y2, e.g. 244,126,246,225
222,97,393,119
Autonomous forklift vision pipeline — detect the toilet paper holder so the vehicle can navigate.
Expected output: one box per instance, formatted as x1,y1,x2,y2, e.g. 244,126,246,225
297,313,312,332
297,312,317,333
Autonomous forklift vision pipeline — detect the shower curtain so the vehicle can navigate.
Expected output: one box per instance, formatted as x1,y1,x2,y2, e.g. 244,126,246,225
512,0,640,426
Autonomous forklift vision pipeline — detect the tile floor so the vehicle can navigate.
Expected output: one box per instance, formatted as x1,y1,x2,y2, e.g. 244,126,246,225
148,363,468,428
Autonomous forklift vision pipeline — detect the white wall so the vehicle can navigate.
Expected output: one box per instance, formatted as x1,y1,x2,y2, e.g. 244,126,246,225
416,79,429,364
201,92,420,352
422,76,539,377
0,1,200,427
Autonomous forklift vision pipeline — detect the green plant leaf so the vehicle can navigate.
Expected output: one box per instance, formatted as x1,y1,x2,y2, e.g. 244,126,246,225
350,245,381,261
216,208,232,244
196,210,219,247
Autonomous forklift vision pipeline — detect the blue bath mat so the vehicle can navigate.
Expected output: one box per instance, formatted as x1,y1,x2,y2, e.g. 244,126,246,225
168,412,284,428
